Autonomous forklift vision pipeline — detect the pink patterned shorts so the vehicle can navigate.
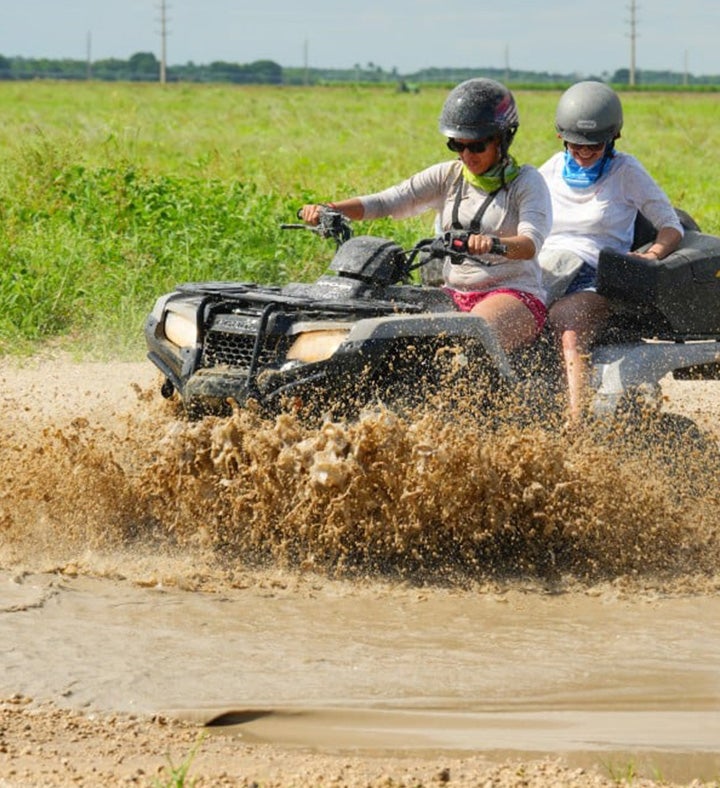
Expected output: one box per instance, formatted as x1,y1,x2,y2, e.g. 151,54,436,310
443,287,547,332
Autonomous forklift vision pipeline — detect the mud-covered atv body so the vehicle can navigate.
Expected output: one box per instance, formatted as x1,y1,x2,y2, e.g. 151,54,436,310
587,211,720,416
144,210,720,424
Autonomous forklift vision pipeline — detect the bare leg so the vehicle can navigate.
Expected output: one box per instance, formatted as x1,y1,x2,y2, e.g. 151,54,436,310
470,293,540,354
548,292,610,424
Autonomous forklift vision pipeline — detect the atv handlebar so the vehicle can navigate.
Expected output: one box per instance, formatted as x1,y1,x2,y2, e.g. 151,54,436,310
281,208,353,248
448,232,508,258
283,207,508,275
418,232,508,267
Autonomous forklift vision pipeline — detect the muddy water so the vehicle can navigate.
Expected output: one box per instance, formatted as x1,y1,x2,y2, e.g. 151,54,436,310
1,359,719,781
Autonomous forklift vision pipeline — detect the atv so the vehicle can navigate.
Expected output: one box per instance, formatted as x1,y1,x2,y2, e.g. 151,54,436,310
144,208,720,428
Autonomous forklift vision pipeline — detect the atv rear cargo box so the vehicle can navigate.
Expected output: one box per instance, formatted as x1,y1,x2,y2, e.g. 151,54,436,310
596,231,720,338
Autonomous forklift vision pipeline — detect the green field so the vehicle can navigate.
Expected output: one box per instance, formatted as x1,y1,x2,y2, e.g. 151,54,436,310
0,82,717,357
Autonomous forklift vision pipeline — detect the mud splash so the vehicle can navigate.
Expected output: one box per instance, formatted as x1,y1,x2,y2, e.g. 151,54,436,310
2,359,718,591
2,359,720,784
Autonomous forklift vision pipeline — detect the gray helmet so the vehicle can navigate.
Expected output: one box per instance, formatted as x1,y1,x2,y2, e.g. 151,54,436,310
439,78,519,147
555,81,623,145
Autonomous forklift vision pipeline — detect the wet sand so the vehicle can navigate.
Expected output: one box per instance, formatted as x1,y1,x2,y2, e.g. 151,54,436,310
0,356,719,787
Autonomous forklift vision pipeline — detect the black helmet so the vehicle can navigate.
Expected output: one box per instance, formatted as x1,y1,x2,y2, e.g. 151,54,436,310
555,81,623,145
439,78,519,148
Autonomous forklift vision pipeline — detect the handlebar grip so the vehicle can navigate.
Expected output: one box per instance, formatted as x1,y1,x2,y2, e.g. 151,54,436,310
444,232,507,256
489,237,508,255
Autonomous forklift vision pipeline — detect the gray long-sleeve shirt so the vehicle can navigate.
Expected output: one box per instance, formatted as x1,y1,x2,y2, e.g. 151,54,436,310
358,159,552,302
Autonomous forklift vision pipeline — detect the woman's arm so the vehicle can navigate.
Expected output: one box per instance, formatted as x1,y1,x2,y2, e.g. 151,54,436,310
633,226,683,260
299,198,365,225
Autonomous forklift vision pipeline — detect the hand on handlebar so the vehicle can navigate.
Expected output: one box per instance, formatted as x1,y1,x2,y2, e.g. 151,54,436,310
298,204,324,226
285,205,353,247
463,233,507,256
420,232,508,269
443,232,507,261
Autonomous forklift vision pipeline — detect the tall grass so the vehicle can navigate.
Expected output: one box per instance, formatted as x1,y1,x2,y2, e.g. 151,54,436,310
0,82,717,357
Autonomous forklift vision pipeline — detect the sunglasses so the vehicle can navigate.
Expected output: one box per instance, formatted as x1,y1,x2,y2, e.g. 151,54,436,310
566,141,605,152
446,137,494,154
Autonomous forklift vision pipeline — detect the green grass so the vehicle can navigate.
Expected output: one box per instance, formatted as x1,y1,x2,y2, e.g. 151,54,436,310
152,733,205,788
0,82,717,358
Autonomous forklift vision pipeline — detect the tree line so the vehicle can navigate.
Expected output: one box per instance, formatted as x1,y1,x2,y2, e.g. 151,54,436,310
0,52,717,87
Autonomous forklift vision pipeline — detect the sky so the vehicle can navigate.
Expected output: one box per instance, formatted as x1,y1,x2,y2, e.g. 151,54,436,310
2,0,720,78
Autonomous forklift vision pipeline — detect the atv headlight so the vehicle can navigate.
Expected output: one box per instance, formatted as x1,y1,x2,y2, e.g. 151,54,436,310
164,310,198,348
286,329,349,363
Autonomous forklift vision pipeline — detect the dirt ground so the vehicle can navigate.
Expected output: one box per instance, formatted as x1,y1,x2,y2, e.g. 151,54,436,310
5,694,701,788
0,696,638,788
1,355,718,788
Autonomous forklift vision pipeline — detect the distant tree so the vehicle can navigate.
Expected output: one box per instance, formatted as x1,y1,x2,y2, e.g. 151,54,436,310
203,59,281,83
208,60,244,81
92,57,131,81
128,52,159,79
0,51,715,87
247,59,282,84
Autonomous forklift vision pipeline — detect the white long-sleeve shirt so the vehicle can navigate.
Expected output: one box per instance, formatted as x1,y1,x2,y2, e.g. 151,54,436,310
358,159,552,302
538,150,683,268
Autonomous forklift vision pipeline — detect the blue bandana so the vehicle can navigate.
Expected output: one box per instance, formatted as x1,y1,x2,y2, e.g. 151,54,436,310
561,149,613,189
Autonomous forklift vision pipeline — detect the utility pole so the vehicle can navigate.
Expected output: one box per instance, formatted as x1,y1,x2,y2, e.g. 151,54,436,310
86,31,92,80
158,0,169,84
628,0,637,87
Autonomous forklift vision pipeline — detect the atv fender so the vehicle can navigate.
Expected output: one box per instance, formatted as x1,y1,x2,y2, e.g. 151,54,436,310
343,312,516,383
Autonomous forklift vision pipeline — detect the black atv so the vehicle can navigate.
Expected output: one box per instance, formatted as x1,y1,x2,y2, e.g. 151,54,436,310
144,208,720,426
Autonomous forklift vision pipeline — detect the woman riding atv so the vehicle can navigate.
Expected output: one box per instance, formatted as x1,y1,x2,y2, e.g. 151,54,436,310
300,78,552,355
538,81,684,427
